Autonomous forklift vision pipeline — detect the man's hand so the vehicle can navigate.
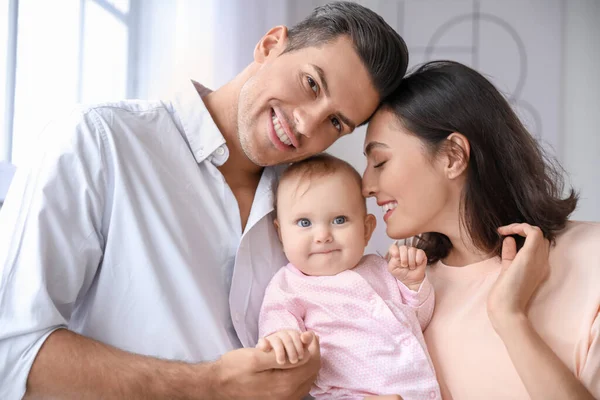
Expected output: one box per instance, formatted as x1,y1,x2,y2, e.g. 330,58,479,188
388,243,427,291
212,331,320,400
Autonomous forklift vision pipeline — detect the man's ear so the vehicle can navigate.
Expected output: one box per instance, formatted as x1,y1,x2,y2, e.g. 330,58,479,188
273,219,283,243
444,132,470,179
364,214,377,245
254,25,289,64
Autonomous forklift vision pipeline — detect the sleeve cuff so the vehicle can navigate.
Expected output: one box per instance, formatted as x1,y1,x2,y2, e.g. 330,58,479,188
398,276,433,307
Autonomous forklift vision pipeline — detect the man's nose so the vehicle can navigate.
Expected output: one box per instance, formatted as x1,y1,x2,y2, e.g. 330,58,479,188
293,105,327,139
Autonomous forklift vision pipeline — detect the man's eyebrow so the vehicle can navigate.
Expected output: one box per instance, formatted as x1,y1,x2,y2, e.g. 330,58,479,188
310,64,357,131
364,141,389,156
311,64,329,96
337,113,356,131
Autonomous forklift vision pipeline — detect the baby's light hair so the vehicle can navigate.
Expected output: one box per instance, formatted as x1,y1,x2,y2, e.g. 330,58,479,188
274,153,366,216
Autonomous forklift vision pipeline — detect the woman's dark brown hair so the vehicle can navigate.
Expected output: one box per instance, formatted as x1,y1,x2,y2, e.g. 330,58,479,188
382,60,578,263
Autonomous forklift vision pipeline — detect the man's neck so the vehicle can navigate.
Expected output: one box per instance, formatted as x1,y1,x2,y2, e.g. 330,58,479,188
200,67,264,179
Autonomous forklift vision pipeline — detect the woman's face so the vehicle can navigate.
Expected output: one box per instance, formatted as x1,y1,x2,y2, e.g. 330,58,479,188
362,109,454,240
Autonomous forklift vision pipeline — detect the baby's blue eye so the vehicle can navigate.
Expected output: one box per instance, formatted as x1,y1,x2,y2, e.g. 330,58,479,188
333,216,347,225
297,218,311,227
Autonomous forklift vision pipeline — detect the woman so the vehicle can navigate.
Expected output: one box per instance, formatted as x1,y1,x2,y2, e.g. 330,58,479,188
362,60,599,399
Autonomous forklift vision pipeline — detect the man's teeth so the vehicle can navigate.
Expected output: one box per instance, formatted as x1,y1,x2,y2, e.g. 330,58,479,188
381,202,398,213
272,113,292,146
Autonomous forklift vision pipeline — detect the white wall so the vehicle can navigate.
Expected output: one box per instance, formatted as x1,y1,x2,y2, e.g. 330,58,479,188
562,0,600,222
135,0,287,97
135,0,599,255
136,0,216,99
135,0,177,100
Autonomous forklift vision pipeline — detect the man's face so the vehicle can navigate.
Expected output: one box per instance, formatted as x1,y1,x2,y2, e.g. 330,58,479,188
237,33,380,166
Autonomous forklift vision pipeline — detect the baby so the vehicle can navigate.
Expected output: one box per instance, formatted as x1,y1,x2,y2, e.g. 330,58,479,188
257,154,441,400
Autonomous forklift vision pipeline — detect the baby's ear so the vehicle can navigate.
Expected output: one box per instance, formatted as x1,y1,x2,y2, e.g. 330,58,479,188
364,214,377,244
273,219,282,242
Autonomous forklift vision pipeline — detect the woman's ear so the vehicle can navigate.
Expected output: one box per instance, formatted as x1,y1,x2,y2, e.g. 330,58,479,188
364,214,377,244
444,132,470,179
254,25,289,64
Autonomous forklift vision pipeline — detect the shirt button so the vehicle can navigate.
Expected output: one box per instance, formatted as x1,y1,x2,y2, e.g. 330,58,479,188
402,337,411,346
215,146,225,156
429,390,437,398
233,313,240,323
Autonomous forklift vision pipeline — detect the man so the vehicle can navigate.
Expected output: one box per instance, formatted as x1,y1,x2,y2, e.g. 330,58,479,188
0,2,408,399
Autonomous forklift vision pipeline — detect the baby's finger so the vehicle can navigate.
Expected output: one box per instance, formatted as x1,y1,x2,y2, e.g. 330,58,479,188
399,245,409,267
388,255,403,273
256,337,272,352
280,332,300,364
300,330,316,346
289,331,305,361
267,336,287,365
408,247,417,270
416,249,427,266
388,243,400,260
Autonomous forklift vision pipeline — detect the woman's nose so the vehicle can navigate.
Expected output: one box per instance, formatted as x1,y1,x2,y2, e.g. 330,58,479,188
362,172,376,198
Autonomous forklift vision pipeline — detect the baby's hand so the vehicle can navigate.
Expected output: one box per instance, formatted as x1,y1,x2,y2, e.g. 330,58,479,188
388,243,427,291
255,330,313,365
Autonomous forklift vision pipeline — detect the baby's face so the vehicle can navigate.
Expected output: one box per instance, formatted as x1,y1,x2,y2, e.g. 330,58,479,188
275,171,375,276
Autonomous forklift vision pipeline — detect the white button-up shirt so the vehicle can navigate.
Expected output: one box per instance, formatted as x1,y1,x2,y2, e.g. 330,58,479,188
0,80,287,399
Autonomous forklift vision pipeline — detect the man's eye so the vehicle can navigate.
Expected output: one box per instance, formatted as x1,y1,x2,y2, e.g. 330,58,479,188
307,76,318,95
297,218,311,227
333,216,346,225
374,161,387,169
331,117,341,132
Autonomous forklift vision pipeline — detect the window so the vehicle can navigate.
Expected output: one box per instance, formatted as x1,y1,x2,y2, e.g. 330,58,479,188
0,0,16,163
0,0,137,166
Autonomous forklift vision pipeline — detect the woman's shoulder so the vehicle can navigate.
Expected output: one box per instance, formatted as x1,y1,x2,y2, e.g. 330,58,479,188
551,220,600,272
554,220,600,249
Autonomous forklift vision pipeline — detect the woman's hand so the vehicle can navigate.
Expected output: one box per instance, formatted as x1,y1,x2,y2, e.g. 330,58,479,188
487,223,550,332
486,224,594,400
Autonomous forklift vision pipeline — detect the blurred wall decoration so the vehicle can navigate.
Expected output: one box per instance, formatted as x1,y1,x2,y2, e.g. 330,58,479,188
1,0,598,253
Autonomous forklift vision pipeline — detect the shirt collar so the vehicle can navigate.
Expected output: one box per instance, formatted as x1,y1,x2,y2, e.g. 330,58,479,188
172,79,226,165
